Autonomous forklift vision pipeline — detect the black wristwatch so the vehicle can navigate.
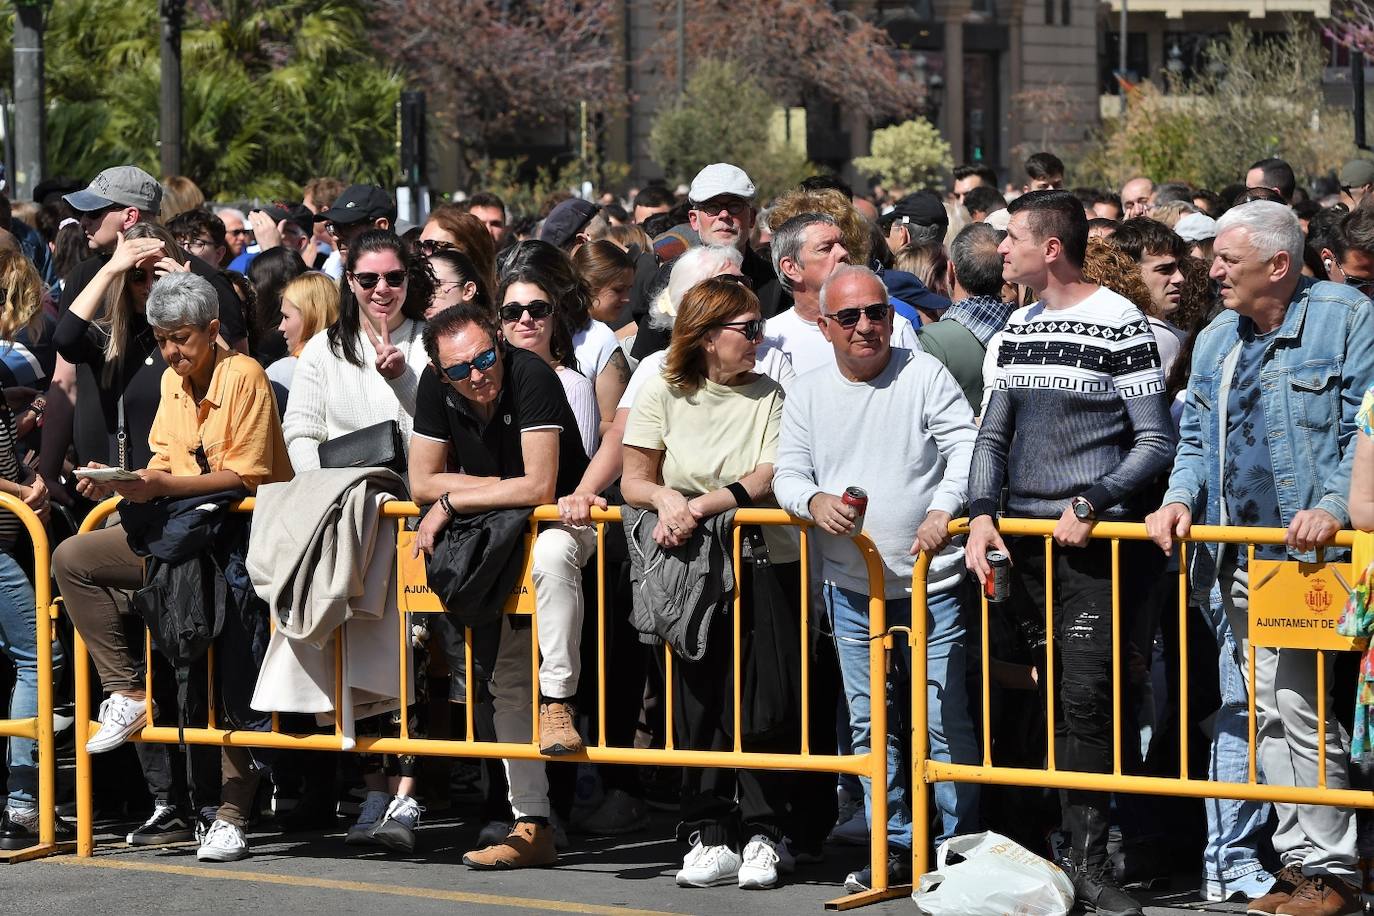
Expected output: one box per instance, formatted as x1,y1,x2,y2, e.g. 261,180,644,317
1070,496,1096,522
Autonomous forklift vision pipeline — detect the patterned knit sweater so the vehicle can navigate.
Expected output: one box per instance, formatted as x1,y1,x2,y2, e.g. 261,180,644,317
968,287,1176,521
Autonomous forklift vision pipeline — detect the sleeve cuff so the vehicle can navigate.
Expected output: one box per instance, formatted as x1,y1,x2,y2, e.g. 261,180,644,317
789,485,822,521
1161,487,1198,514
1317,494,1351,528
1080,484,1115,516
928,493,963,517
969,497,999,520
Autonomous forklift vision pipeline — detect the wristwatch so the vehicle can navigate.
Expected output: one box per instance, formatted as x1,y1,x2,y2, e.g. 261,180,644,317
1070,496,1096,522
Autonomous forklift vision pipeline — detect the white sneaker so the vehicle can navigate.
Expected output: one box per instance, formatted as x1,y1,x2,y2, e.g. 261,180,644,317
676,833,742,887
476,819,511,848
86,693,150,754
344,790,389,846
196,819,248,862
738,834,782,890
827,805,869,846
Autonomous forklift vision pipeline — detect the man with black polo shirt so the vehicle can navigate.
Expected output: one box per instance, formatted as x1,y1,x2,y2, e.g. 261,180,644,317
409,302,591,871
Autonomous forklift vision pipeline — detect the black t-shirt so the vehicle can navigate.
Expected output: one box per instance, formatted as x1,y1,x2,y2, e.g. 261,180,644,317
53,309,165,469
62,251,248,346
412,347,589,499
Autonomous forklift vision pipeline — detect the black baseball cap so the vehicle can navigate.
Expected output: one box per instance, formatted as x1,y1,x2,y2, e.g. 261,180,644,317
315,184,396,226
886,190,949,231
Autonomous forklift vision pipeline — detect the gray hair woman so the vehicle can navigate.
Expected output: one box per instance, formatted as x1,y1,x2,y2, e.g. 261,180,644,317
53,270,293,864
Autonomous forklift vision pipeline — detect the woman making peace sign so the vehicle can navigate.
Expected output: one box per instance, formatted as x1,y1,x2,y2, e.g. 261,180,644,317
282,230,434,471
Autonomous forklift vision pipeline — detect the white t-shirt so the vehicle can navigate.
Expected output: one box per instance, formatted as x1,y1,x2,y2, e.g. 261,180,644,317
573,320,620,389
1148,315,1187,381
617,347,796,413
761,307,921,377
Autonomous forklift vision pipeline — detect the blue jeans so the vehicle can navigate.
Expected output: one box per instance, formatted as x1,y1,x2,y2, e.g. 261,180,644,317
826,583,979,848
1201,585,1272,888
0,550,63,809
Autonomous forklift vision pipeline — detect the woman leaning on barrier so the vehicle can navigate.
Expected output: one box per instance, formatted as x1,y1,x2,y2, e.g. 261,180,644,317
0,248,69,851
620,277,805,892
52,271,293,864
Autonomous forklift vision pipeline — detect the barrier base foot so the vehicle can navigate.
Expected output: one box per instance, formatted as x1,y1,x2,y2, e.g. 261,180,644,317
0,841,77,863
824,883,912,910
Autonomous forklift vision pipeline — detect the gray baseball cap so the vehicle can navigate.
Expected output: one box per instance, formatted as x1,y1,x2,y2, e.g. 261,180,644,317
64,166,164,214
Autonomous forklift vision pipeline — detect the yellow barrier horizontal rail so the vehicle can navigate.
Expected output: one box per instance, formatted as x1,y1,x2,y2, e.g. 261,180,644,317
909,515,1371,887
71,495,895,910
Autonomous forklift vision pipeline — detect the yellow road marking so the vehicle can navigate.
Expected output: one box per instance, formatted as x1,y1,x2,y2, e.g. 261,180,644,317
55,855,687,915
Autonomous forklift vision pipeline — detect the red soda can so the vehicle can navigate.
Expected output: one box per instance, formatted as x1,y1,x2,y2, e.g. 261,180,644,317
841,486,868,532
985,550,1011,602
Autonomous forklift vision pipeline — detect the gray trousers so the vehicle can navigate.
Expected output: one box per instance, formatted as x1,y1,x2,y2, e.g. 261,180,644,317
1221,561,1357,878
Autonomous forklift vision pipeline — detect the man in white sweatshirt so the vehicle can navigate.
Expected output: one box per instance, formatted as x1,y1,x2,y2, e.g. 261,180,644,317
773,265,980,895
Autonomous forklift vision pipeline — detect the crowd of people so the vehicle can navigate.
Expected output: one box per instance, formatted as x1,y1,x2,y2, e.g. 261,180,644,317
0,150,1371,915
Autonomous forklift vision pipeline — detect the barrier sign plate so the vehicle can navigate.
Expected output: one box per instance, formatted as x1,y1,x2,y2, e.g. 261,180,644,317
396,531,446,613
503,535,536,615
1248,558,1363,650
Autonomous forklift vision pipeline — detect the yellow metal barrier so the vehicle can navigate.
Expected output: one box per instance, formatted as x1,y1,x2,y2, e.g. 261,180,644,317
71,497,897,908
908,517,1373,885
0,491,73,862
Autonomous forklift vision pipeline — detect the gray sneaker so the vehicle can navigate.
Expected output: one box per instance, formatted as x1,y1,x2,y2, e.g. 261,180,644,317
369,795,422,853
344,790,389,846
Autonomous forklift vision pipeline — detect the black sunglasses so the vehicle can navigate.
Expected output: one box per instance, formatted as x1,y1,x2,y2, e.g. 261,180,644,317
418,238,456,256
824,303,890,328
500,301,554,323
712,273,753,289
439,346,498,382
351,270,408,290
715,318,764,341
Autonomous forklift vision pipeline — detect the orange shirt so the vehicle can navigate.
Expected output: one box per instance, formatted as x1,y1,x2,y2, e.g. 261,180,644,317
147,347,293,493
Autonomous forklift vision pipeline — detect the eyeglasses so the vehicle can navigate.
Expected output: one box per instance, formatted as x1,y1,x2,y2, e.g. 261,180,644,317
176,236,214,253
1345,274,1374,296
693,198,749,218
351,270,408,289
499,301,554,323
439,345,498,381
225,227,248,237
714,318,764,341
128,268,152,284
418,238,456,256
823,303,890,328
712,273,753,289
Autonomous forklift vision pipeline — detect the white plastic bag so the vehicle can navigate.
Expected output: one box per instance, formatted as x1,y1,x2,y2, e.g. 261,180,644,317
911,831,1075,916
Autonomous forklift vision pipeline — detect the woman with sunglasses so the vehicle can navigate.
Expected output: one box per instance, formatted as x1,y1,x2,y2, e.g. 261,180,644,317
282,229,434,473
621,278,801,891
426,248,490,319
418,204,498,301
501,241,629,440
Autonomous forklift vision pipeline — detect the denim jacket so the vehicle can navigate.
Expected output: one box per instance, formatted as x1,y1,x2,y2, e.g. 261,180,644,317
1162,277,1374,589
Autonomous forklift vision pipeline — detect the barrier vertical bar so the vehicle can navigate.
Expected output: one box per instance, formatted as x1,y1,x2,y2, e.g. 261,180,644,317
1044,536,1056,771
1177,543,1189,780
981,590,991,768
334,634,344,740
464,626,475,737
1247,546,1257,784
397,589,410,741
596,521,607,748
908,549,929,885
206,644,217,730
74,630,94,856
1111,539,1122,777
663,644,674,751
799,526,810,755
732,524,742,754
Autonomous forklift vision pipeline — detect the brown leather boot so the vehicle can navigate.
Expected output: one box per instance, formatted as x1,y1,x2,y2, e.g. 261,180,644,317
461,820,556,870
539,701,584,755
1275,874,1361,916
1248,865,1310,914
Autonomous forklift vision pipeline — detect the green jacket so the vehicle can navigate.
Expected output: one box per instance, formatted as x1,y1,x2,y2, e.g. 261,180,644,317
917,319,987,414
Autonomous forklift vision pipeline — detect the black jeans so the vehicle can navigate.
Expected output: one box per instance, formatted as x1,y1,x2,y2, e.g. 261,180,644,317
1006,536,1116,812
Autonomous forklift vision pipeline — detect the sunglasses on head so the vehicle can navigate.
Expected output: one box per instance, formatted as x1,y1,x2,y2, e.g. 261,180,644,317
351,269,408,289
439,345,498,381
499,301,554,323
712,273,753,289
418,238,456,256
715,318,764,341
824,303,890,328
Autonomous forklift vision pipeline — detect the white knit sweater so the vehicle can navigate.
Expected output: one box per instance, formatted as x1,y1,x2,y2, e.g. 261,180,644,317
282,318,429,473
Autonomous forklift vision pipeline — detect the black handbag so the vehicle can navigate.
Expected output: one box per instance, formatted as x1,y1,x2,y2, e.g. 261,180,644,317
317,420,407,476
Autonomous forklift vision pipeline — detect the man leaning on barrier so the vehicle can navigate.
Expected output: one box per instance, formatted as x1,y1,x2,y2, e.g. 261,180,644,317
52,272,293,864
1147,201,1374,916
407,301,592,870
773,264,980,895
965,190,1176,916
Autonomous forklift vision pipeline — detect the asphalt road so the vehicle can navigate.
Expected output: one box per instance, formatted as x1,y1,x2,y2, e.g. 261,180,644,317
0,810,1255,915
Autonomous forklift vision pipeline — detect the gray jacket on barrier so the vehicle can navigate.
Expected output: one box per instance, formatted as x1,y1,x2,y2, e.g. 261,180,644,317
622,504,736,662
